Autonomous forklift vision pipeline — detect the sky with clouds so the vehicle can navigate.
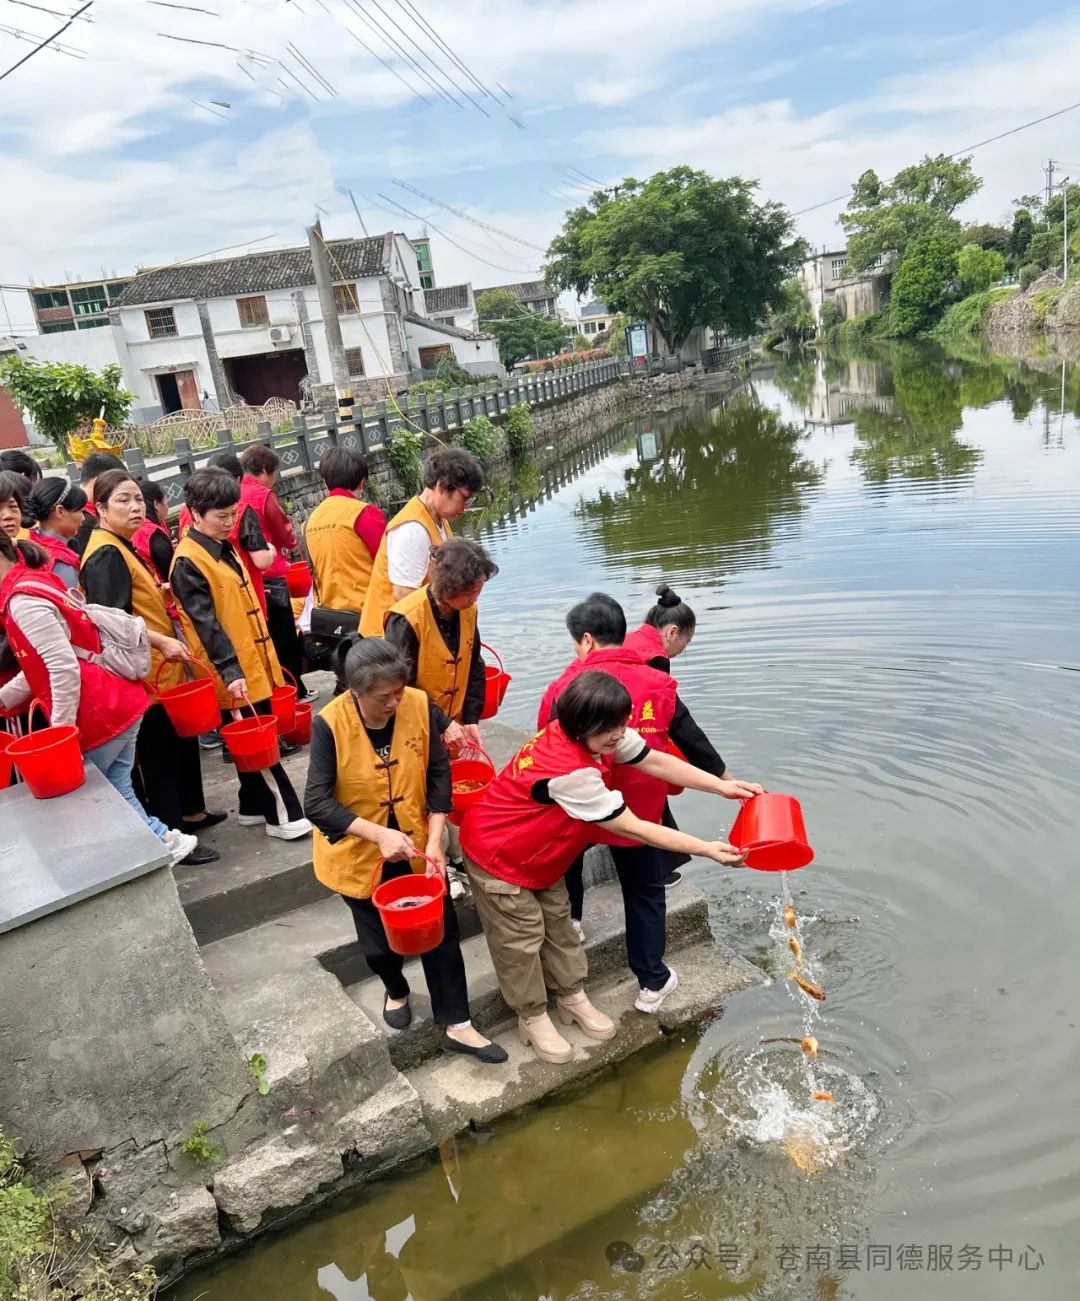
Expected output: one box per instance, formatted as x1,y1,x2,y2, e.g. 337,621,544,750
2,0,1080,330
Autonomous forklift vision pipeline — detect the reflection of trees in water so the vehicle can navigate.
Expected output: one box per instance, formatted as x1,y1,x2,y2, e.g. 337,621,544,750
574,396,822,579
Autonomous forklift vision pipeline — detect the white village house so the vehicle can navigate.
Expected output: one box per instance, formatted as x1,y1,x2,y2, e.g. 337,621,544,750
7,234,500,426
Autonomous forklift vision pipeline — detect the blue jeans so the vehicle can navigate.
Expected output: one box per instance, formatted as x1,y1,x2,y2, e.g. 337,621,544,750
85,720,168,840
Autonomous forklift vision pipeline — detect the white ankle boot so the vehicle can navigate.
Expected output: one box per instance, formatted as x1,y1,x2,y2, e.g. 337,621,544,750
517,1012,573,1063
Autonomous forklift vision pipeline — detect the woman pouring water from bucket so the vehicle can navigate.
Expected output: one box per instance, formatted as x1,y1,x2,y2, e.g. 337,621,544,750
304,636,507,1064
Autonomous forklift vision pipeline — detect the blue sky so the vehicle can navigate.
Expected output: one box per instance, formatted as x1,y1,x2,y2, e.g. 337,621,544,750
3,0,1080,328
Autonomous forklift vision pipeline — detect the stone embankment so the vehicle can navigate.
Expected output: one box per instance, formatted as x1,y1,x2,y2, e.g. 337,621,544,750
984,272,1080,352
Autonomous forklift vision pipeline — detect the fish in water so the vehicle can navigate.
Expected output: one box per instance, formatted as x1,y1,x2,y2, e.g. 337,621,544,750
783,905,797,929
789,935,803,966
813,1090,836,1105
789,972,827,1001
386,896,432,909
801,1035,819,1059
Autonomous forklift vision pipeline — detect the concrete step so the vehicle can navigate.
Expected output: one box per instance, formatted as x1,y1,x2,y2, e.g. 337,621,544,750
344,878,712,1072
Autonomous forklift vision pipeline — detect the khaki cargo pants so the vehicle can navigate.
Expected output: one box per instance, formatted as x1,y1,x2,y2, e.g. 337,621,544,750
464,855,588,1020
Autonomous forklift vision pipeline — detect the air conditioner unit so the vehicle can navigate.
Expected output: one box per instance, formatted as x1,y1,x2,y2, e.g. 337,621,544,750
268,325,293,345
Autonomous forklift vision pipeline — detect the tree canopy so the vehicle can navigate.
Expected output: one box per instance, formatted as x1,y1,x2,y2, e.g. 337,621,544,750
544,166,804,355
0,356,133,449
956,243,1005,295
840,154,981,272
474,289,569,368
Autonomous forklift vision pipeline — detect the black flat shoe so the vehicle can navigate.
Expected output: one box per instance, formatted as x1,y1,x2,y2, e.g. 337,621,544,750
183,809,228,830
279,740,301,758
180,846,221,866
663,870,682,887
383,995,412,1030
441,1032,509,1064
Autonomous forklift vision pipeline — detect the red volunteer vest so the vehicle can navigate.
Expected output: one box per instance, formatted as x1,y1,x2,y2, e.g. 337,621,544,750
178,502,267,615
0,566,147,751
240,476,289,579
537,645,677,843
460,722,617,890
622,622,666,664
30,529,81,578
131,519,171,573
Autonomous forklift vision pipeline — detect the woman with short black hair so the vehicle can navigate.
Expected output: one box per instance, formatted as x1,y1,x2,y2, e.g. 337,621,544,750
304,446,386,626
460,669,752,1066
304,635,506,1063
170,469,310,841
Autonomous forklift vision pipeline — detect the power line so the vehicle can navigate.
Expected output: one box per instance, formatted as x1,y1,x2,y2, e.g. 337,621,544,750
566,163,605,188
343,0,455,107
371,192,541,275
0,0,91,77
391,178,547,251
146,1,219,14
793,98,1080,218
0,19,84,56
287,41,336,96
365,0,482,112
394,0,500,108
3,0,92,21
343,24,432,105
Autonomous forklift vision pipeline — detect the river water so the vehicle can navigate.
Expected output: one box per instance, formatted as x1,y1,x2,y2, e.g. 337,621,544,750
178,343,1080,1300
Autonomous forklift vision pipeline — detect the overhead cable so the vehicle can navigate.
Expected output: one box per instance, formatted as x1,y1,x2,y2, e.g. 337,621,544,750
391,178,547,251
0,0,91,79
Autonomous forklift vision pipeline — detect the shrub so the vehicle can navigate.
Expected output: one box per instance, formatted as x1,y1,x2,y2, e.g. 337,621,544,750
932,288,1012,342
956,243,1005,295
179,1121,222,1168
1018,262,1041,290
386,421,424,492
819,300,841,333
503,402,534,456
0,357,133,451
457,414,501,465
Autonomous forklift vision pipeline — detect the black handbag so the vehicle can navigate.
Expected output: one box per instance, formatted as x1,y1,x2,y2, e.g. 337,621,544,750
298,526,362,646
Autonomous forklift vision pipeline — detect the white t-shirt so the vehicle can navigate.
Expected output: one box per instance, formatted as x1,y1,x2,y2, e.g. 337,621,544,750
386,519,447,588
544,728,649,822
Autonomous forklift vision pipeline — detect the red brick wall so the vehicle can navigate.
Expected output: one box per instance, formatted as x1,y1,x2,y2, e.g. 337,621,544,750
0,387,28,448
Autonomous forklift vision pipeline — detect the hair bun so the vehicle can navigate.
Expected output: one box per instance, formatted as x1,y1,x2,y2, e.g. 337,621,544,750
655,584,680,608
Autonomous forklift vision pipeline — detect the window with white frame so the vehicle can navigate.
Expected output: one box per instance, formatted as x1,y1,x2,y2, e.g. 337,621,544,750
831,258,848,280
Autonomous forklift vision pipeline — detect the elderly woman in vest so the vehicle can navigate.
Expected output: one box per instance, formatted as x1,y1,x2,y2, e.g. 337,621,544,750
460,670,756,1066
305,446,386,621
304,636,507,1064
170,468,311,842
359,447,484,637
80,469,222,864
0,532,199,865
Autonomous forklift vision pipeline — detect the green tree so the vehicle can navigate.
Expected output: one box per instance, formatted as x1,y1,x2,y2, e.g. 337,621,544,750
475,289,569,367
0,357,133,450
767,277,816,348
544,165,804,355
1007,207,1035,264
962,222,1009,255
888,231,959,335
840,154,982,272
956,243,1005,294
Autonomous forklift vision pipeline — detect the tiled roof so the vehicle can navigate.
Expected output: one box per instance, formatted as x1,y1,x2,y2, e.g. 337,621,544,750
475,279,554,302
580,299,608,317
404,313,490,342
117,235,393,307
424,284,471,314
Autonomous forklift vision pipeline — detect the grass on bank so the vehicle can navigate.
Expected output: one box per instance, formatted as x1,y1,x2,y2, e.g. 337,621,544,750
931,287,1014,343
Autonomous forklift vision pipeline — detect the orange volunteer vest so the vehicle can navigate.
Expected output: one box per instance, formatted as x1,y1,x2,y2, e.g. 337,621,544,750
359,496,451,637
386,586,477,722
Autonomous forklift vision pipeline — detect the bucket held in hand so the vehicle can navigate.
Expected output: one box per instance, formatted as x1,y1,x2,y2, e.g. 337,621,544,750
479,642,511,720
221,699,281,772
729,792,813,872
7,700,85,799
372,851,447,955
270,669,298,735
285,561,312,598
154,658,219,738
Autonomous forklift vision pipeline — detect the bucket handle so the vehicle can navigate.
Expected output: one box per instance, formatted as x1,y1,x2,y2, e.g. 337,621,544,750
374,849,448,892
277,667,298,692
26,698,53,731
450,740,494,771
479,642,505,678
152,655,212,696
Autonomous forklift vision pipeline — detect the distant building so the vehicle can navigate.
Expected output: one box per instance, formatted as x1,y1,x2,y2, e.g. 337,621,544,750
800,248,891,326
26,275,132,334
565,299,616,339
423,283,479,333
411,237,435,291
476,279,559,317
9,234,501,423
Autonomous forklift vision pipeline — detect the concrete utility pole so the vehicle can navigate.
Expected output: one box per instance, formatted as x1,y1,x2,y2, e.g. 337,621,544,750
307,219,348,389
1045,160,1056,211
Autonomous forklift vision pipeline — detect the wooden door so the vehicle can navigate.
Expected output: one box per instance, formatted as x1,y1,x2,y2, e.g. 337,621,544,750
175,369,201,410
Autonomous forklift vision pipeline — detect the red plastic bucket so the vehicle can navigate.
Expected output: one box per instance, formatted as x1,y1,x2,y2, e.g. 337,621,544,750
153,657,219,738
221,699,281,772
285,560,312,598
0,731,14,788
270,669,298,735
450,745,495,814
666,741,688,797
372,852,447,956
729,792,813,872
7,700,85,799
479,642,511,721
283,700,312,746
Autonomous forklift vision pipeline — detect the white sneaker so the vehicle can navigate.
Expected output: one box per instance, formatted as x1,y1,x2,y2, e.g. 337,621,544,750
162,828,198,867
237,813,264,827
571,919,585,943
449,872,467,901
266,817,312,841
634,969,679,1014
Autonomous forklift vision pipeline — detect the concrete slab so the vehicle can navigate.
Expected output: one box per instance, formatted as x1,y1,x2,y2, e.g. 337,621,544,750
410,938,762,1141
0,767,168,934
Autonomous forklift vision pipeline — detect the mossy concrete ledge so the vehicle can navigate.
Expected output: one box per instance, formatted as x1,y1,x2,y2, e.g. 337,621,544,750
0,728,761,1286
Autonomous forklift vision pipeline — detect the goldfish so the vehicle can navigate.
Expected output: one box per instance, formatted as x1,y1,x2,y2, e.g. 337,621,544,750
812,1090,836,1105
801,1035,819,1059
789,972,827,1001
789,936,803,966
783,905,797,929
